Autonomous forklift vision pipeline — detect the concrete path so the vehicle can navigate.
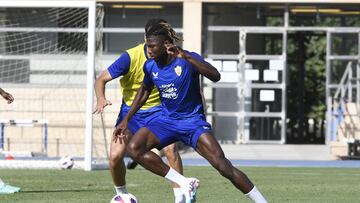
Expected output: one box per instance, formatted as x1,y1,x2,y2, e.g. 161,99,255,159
180,144,332,161
178,144,360,168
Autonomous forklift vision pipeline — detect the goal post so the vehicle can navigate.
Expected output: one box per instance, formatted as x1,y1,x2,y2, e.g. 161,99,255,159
85,0,96,172
0,119,49,153
0,0,103,171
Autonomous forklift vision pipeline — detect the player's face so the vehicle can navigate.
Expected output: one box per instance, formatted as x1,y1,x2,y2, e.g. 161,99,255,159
146,36,167,61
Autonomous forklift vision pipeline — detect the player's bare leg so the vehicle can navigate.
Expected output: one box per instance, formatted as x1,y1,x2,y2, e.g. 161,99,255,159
163,143,184,202
195,132,267,203
127,128,198,203
127,138,162,170
110,129,132,194
127,128,169,175
163,143,183,181
195,132,253,192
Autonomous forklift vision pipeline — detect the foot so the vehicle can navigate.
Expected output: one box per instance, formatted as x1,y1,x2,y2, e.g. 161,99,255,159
0,184,21,194
181,178,199,203
175,194,185,203
126,159,138,170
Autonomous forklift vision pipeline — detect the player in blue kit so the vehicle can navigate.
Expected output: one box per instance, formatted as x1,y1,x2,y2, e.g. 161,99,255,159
115,22,268,203
94,19,185,202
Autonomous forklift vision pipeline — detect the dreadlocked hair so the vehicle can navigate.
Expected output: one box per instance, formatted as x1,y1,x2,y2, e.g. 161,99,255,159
145,18,167,33
145,20,182,43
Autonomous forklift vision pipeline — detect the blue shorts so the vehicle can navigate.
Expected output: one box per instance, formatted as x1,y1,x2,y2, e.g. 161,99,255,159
115,104,162,134
145,114,212,150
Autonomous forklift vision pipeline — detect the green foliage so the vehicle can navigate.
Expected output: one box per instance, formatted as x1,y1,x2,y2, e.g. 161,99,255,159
304,34,326,119
265,14,360,142
265,16,283,27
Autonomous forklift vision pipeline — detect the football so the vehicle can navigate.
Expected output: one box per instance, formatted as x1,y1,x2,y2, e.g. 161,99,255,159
110,193,138,203
59,155,74,169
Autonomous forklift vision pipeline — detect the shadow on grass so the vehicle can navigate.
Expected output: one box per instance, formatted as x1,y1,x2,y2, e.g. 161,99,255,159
20,188,109,193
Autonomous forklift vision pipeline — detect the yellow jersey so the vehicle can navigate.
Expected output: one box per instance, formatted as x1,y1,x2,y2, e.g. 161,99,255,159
120,44,160,110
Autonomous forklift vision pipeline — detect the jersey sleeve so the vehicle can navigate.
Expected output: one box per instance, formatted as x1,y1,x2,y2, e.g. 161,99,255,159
142,61,154,89
107,52,131,79
189,51,205,63
187,51,206,74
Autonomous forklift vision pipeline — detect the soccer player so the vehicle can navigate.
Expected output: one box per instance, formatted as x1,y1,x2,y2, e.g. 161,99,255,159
0,89,20,194
115,22,268,203
0,178,21,194
0,88,14,104
93,19,185,202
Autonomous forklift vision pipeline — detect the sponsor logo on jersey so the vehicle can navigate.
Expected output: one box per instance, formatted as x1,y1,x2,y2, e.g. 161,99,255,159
159,83,178,99
152,72,158,78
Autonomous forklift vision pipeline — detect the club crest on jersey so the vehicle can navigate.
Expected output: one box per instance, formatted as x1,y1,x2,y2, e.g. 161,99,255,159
152,72,158,79
174,65,182,76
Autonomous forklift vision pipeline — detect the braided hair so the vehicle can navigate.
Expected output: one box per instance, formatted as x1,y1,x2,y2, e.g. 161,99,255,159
145,18,182,43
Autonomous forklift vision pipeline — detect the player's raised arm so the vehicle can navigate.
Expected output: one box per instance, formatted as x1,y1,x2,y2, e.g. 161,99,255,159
93,69,113,114
166,44,221,82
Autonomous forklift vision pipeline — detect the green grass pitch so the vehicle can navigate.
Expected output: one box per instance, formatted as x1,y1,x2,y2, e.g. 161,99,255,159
0,166,359,202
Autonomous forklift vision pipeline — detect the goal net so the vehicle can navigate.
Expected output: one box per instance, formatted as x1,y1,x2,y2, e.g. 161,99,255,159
0,0,111,170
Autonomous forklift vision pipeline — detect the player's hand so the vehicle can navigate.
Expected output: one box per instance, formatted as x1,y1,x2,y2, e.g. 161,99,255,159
165,43,187,59
113,120,128,144
0,91,14,104
93,97,112,114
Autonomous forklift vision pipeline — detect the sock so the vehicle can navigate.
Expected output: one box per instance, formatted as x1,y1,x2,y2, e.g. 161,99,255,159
164,168,188,187
0,179,4,187
173,187,184,203
114,185,128,194
245,186,268,203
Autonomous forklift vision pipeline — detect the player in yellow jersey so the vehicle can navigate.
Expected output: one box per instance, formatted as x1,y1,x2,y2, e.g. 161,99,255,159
93,19,184,203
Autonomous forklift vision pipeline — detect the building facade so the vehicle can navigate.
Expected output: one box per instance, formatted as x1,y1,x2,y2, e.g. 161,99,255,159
0,0,359,159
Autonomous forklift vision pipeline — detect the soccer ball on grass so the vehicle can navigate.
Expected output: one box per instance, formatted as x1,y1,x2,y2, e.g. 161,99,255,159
59,155,74,169
110,193,138,203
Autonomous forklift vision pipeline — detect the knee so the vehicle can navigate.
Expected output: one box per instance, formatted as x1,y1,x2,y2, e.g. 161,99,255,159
210,153,233,177
126,141,141,159
109,145,126,167
209,150,226,164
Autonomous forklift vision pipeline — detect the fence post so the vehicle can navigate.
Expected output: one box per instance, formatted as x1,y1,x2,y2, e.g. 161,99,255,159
0,123,4,149
56,138,60,157
327,96,334,144
43,122,48,154
7,138,10,151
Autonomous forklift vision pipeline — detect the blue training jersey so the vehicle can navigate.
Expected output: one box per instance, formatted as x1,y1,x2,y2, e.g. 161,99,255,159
143,51,205,119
